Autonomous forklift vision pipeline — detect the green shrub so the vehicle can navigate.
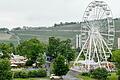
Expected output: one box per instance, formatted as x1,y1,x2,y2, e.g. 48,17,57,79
118,76,120,80
25,60,34,66
19,71,28,78
37,69,47,77
14,71,20,78
14,70,28,78
0,59,12,80
13,68,46,78
91,68,109,80
28,69,47,77
117,69,120,75
81,72,90,76
28,70,38,77
117,69,120,80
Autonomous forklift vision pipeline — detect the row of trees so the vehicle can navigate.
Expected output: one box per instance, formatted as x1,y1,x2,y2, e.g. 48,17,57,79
2,36,120,79
16,38,46,66
0,37,76,79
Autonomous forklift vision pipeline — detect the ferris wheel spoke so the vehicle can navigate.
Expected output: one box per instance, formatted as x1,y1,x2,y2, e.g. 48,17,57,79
98,34,111,70
98,37,108,61
93,36,101,67
98,32,112,54
95,6,98,20
84,19,93,29
99,10,106,20
91,9,106,29
96,33,107,59
73,35,90,66
96,38,104,60
97,18,107,30
97,7,102,20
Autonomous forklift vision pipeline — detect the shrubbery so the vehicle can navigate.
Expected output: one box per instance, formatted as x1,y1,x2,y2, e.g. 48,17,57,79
0,59,12,80
13,68,47,78
91,68,109,80
81,72,90,76
81,68,109,80
117,69,120,80
25,60,34,66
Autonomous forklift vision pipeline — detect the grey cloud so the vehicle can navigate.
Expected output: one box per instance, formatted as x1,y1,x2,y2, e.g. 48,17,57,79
0,0,118,29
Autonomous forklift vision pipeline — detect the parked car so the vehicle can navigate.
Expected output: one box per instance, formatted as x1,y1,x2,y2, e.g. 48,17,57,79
50,74,63,80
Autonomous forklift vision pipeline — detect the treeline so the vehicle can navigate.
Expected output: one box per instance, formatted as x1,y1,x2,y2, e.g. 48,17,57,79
11,22,79,31
0,37,76,79
53,22,79,27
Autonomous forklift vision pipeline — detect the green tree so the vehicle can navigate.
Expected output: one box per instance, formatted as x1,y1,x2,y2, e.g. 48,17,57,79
16,38,46,66
53,55,69,76
112,49,120,68
37,53,45,67
0,43,14,59
91,68,109,80
47,37,60,58
58,39,75,62
0,59,12,80
47,37,75,62
112,50,120,80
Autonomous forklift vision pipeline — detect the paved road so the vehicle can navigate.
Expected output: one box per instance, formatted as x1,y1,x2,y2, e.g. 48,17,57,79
63,70,80,80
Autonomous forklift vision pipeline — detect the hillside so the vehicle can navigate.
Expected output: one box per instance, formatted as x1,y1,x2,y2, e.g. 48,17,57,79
0,19,119,49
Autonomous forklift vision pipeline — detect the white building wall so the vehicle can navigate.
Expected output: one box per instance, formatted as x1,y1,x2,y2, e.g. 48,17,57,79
76,35,78,48
78,35,81,48
76,34,81,48
118,38,120,49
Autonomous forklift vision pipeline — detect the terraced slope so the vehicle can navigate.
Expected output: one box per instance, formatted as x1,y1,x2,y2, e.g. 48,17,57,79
0,18,118,49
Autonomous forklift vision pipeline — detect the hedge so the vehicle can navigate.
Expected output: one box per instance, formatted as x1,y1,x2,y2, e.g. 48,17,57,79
13,68,47,78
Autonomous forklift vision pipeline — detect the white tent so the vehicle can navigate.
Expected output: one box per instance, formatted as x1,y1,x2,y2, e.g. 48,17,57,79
77,60,98,65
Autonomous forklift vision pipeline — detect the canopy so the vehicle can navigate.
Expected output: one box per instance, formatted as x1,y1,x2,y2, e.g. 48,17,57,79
77,60,98,65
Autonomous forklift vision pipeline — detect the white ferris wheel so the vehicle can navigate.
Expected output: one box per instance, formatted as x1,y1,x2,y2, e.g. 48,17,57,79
73,0,115,71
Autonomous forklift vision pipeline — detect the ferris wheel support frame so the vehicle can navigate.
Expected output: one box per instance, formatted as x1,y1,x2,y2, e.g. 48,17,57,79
74,28,112,71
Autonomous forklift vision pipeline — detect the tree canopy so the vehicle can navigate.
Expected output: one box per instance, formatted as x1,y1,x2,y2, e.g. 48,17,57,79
47,37,75,62
0,43,14,59
91,68,109,80
16,38,46,65
53,55,69,76
0,59,12,80
112,49,120,68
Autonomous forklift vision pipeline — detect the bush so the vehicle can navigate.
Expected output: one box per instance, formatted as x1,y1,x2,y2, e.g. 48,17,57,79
91,68,109,80
14,70,28,78
118,76,120,80
28,69,46,77
0,59,12,80
117,69,120,80
81,72,90,76
117,69,120,75
28,70,37,77
14,68,46,78
25,60,34,66
19,71,28,78
37,69,47,77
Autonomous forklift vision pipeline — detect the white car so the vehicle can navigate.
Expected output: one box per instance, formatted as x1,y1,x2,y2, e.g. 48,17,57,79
50,74,63,80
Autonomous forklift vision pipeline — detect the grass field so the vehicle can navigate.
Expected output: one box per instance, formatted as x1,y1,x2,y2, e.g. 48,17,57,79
77,75,95,80
108,73,118,80
77,72,118,80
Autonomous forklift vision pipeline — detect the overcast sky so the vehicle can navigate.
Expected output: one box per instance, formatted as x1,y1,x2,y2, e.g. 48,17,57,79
0,0,119,29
